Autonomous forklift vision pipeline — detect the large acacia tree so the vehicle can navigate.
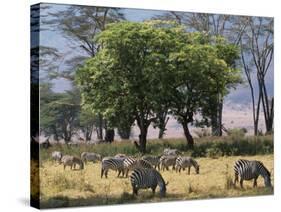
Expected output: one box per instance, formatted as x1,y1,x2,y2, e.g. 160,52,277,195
76,21,241,151
168,34,241,148
77,21,179,152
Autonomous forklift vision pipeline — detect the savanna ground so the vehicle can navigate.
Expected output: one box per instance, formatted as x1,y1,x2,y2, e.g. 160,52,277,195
35,135,274,208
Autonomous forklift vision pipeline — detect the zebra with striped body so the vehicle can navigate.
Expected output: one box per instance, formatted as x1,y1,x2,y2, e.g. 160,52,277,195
61,155,84,170
115,153,127,159
51,151,63,162
124,157,153,177
160,155,177,171
234,159,272,188
101,157,126,178
163,148,181,156
81,152,102,164
130,168,168,197
141,155,161,170
175,156,200,174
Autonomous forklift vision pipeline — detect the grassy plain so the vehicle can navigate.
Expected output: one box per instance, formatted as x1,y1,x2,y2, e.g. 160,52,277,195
39,154,273,208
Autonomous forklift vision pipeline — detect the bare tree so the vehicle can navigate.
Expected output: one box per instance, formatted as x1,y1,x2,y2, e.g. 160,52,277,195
239,17,274,135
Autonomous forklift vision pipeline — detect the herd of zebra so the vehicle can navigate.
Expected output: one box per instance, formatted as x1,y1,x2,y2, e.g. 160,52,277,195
51,148,272,197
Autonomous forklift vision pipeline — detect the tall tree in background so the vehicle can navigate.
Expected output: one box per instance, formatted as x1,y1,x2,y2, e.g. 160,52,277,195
239,17,274,135
79,107,98,141
44,5,125,140
76,21,241,150
40,85,80,142
155,13,245,136
168,34,240,148
76,21,183,152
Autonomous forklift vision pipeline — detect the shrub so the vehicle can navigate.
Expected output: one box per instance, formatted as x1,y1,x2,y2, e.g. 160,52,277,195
227,128,247,142
206,146,223,158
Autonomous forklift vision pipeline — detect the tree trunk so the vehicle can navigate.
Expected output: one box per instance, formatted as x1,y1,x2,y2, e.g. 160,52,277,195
52,126,59,141
136,119,148,153
139,127,148,153
218,99,223,136
85,127,93,141
117,127,131,140
158,128,165,139
97,113,103,140
158,116,169,139
182,121,194,149
211,115,219,136
105,129,115,143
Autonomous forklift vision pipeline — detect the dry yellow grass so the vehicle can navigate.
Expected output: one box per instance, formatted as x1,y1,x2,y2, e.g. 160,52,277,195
39,154,273,208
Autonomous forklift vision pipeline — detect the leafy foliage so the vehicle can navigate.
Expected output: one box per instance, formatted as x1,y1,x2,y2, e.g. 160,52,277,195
40,84,80,142
76,21,241,152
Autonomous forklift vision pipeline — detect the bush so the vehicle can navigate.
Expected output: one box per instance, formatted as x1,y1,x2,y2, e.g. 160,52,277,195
227,128,247,142
206,146,223,158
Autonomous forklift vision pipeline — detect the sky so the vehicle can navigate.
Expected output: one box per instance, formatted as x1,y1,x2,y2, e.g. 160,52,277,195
37,3,274,138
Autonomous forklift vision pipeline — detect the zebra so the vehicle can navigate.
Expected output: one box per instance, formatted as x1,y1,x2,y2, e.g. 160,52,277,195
163,148,181,156
80,152,102,164
124,157,153,177
141,155,161,170
51,151,63,162
234,159,272,188
101,157,126,178
114,153,127,159
175,156,200,174
61,155,84,170
160,155,177,171
130,168,168,197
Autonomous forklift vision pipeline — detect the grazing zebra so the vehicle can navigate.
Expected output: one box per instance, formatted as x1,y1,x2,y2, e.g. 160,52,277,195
130,168,168,197
163,148,181,156
124,157,153,177
160,155,177,171
80,152,102,164
234,159,272,188
175,156,200,174
61,155,84,170
101,157,126,178
51,151,63,162
115,153,127,159
141,155,161,170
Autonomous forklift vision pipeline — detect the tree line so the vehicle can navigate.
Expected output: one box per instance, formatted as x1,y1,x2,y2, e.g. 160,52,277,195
35,5,274,153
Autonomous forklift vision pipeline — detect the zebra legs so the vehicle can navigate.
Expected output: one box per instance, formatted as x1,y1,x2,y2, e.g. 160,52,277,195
188,167,191,175
132,187,138,195
240,179,244,188
176,167,181,173
117,169,125,178
125,169,129,178
253,178,258,187
151,186,157,195
234,173,238,186
101,168,104,178
101,168,108,178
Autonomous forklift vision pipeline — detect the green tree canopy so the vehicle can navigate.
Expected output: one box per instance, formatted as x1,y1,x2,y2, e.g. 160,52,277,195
76,21,241,152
